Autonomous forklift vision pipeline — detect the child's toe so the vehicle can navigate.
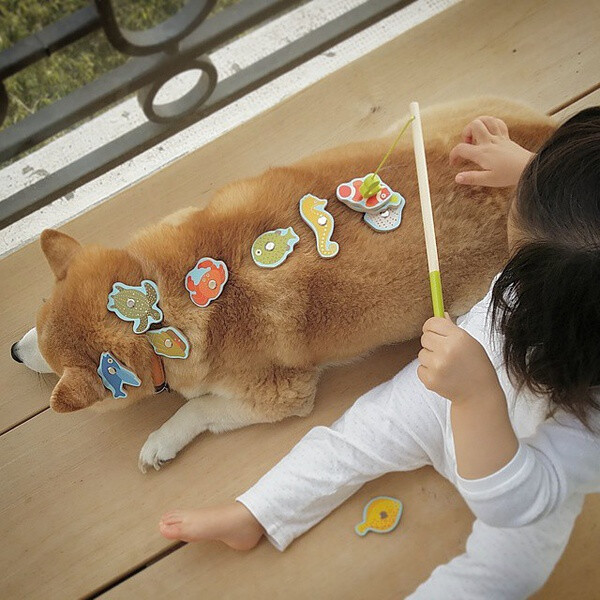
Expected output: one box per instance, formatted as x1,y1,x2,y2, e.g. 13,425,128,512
159,519,184,539
159,510,187,539
160,510,183,526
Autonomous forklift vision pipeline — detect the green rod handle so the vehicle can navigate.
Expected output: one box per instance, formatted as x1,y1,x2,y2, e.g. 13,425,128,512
429,270,445,318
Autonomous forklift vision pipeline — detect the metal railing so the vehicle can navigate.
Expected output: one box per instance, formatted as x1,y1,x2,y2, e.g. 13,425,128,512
0,0,414,229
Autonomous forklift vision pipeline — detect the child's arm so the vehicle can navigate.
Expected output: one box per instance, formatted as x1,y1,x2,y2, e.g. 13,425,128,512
418,317,600,527
455,410,600,527
449,116,533,187
418,316,519,479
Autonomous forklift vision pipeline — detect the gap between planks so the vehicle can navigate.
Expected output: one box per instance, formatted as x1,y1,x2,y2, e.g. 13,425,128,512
84,542,186,600
549,82,600,115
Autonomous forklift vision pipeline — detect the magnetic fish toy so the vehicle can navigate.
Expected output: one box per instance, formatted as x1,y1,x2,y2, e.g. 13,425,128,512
336,174,396,214
252,227,299,268
185,257,228,307
355,496,403,536
97,352,141,399
107,280,163,334
363,193,406,232
146,326,190,359
299,194,339,258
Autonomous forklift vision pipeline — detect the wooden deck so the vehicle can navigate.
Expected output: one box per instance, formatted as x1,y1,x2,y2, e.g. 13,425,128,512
1,0,599,598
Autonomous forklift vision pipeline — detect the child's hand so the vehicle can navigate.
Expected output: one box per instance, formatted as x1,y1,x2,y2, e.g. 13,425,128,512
449,116,533,187
417,315,502,403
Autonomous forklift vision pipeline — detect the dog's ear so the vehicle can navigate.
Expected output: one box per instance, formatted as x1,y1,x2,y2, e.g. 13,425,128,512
50,367,105,413
40,229,81,281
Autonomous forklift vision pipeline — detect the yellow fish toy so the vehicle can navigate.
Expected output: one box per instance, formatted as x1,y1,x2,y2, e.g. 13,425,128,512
355,496,403,536
146,326,190,359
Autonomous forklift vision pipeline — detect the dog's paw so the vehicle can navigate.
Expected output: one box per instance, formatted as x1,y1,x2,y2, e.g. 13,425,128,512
138,430,178,474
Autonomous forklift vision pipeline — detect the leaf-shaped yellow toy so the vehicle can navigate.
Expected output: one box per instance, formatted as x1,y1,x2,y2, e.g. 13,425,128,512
355,496,403,536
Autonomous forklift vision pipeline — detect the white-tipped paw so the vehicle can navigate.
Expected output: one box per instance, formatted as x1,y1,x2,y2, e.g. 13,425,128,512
138,430,178,473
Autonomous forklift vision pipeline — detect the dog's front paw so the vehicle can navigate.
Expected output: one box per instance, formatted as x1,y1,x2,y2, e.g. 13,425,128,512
138,430,178,473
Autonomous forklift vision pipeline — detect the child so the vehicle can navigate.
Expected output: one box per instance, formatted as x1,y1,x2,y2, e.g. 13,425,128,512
159,108,600,598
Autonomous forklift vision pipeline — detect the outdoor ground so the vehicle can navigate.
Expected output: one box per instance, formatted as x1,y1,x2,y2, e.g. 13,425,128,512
0,0,599,598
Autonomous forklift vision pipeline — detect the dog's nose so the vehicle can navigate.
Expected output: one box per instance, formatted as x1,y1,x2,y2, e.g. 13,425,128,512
11,342,23,363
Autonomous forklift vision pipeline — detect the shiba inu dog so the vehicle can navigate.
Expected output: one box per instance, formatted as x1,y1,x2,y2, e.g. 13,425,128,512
11,98,555,473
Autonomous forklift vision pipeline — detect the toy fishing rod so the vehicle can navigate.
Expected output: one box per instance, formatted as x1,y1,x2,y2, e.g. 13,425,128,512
410,101,445,318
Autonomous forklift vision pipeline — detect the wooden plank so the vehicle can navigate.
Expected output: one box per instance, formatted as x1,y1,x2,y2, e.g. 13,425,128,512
0,342,420,600
103,467,472,600
102,497,600,600
2,0,600,431
0,0,599,599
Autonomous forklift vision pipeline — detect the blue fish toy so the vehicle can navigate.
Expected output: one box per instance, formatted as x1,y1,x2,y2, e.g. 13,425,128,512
97,352,141,398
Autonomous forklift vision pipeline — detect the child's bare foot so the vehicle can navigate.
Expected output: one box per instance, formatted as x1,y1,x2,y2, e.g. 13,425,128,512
159,502,264,550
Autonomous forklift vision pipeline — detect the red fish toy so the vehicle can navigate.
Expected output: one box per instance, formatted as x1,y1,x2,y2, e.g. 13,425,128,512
336,174,395,213
185,257,229,308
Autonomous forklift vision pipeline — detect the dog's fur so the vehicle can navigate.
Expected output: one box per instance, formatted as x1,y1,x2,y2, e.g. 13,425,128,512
32,97,555,471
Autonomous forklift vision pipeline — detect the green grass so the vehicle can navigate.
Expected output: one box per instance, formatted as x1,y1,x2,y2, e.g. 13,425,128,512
0,0,239,131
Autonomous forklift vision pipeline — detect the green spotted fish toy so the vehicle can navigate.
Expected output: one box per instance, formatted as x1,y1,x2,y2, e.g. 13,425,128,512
251,227,299,268
107,279,163,334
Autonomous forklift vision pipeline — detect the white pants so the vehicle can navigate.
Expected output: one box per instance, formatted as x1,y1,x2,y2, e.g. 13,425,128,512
238,360,584,598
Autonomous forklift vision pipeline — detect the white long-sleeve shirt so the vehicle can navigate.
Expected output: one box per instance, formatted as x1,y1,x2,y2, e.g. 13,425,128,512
456,410,600,527
238,278,600,598
453,283,600,528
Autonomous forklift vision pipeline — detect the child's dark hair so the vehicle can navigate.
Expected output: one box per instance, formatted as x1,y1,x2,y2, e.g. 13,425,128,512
491,107,600,426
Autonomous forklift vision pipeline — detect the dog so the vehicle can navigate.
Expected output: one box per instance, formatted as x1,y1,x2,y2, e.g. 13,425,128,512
11,97,555,473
